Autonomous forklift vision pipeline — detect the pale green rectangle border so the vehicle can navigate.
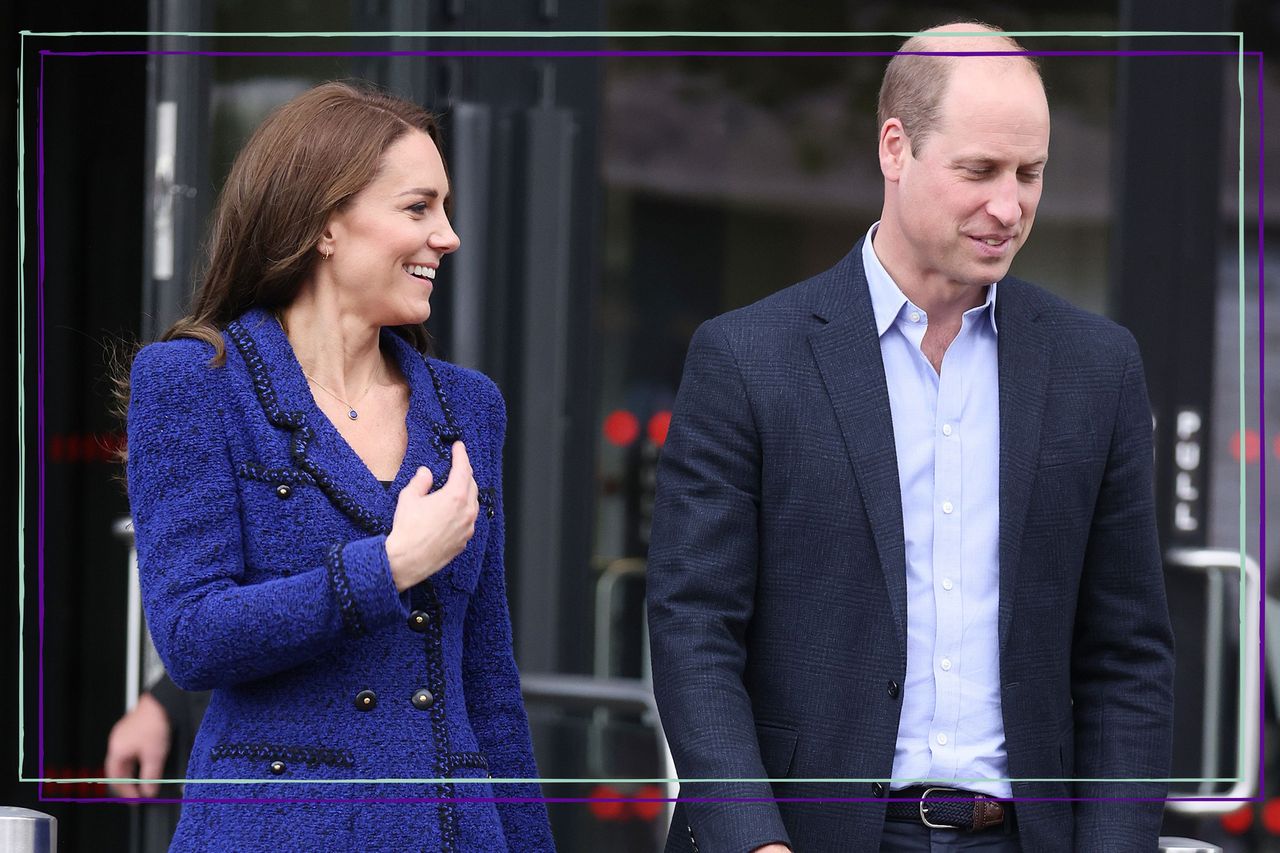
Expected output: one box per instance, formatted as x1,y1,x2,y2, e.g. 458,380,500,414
16,28,1253,790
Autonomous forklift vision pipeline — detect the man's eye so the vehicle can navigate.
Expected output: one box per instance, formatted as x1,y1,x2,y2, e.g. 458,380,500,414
1018,171,1042,181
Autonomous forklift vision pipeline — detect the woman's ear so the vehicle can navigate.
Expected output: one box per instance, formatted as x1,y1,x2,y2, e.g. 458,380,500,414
315,223,337,260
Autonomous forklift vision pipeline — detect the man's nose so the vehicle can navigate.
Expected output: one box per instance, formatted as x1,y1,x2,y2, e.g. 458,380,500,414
985,174,1022,227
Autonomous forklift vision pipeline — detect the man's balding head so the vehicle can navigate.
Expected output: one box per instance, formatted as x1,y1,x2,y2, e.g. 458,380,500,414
877,21,1042,154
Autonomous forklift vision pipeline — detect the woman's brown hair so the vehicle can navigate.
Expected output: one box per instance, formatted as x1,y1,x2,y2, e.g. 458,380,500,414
166,79,445,360
111,80,445,467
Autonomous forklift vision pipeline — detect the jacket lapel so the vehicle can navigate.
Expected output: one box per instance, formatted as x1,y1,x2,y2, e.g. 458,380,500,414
994,282,1051,652
226,308,452,536
807,244,908,646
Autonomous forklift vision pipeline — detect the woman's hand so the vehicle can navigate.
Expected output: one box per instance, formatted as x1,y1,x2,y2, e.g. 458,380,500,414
385,442,479,591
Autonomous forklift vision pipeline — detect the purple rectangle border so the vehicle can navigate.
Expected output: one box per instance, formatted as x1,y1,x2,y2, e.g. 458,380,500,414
30,43,1267,807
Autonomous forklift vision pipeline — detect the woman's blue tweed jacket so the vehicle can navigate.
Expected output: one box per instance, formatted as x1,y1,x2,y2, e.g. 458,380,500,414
127,307,554,852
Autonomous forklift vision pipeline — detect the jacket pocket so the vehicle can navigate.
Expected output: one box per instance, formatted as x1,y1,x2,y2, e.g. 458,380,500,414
1059,721,1075,781
755,722,799,779
209,741,355,779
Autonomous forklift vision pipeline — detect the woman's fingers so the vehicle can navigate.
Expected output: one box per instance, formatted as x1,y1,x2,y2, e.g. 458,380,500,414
408,464,433,496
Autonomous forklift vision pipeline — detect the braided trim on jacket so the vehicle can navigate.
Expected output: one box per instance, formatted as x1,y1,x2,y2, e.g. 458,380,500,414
439,751,490,773
425,360,460,434
326,543,366,638
227,319,387,535
226,319,298,429
236,461,315,486
478,487,497,519
430,421,465,458
292,422,387,534
209,743,355,768
409,582,458,852
425,360,466,498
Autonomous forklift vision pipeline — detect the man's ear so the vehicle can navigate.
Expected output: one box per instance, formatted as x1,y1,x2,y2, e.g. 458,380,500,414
879,118,909,182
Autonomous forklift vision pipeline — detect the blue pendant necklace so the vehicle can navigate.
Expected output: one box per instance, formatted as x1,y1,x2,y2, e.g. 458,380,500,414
303,370,377,420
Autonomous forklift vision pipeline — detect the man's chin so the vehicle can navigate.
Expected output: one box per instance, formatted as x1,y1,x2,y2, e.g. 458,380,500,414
962,258,1015,286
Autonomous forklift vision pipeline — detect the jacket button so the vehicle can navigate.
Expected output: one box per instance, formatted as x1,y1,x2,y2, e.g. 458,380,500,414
269,760,286,775
355,689,377,710
887,680,900,699
411,688,435,710
408,610,430,633
872,782,885,797
275,483,292,499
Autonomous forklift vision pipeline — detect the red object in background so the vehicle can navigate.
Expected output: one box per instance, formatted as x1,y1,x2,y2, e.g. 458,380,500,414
603,411,640,447
588,784,626,821
647,411,672,447
47,432,126,463
43,765,110,799
1229,429,1261,463
1262,798,1280,835
631,784,666,821
1220,804,1254,835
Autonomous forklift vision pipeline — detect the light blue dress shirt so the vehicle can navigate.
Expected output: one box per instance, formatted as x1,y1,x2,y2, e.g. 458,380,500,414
861,224,1010,798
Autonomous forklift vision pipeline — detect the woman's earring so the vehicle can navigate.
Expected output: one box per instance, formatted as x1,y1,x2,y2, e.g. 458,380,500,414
321,248,333,260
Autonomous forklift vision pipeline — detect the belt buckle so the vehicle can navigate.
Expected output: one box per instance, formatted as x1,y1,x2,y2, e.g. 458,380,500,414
918,786,965,831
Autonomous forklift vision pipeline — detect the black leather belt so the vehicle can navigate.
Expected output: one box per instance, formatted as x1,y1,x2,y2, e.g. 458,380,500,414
885,785,1012,831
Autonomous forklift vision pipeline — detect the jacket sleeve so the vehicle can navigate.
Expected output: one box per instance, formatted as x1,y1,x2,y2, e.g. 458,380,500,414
1070,333,1175,847
646,320,792,853
128,341,409,691
459,381,555,852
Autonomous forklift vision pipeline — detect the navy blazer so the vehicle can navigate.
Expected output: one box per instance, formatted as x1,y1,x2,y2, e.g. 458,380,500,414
128,308,554,852
647,241,1175,853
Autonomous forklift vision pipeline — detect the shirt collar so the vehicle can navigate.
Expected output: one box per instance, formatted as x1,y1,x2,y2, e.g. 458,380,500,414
861,221,1000,338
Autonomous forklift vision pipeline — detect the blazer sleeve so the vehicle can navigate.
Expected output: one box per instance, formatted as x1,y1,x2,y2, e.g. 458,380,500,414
646,320,793,853
459,381,555,852
1070,333,1175,847
128,341,409,691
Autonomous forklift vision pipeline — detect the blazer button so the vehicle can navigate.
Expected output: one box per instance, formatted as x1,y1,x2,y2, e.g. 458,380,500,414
411,688,435,710
355,689,377,711
269,760,287,775
408,610,430,633
887,680,900,699
275,483,292,499
871,782,885,797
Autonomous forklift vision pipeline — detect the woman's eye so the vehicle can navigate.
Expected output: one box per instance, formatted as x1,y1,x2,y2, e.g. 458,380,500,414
408,202,428,214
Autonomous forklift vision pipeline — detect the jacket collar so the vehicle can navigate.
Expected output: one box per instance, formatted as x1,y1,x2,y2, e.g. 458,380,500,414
807,238,910,648
808,240,1055,655
226,307,457,535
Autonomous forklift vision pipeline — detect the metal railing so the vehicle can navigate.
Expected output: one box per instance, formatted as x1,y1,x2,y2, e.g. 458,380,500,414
1162,548,1261,816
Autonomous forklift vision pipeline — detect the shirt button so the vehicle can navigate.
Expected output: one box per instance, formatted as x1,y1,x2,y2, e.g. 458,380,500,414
275,483,292,499
942,501,954,514
909,311,921,323
940,657,952,672
942,578,954,591
942,424,953,436
355,689,377,710
269,760,287,775
408,610,430,633
411,688,435,710
936,733,948,746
